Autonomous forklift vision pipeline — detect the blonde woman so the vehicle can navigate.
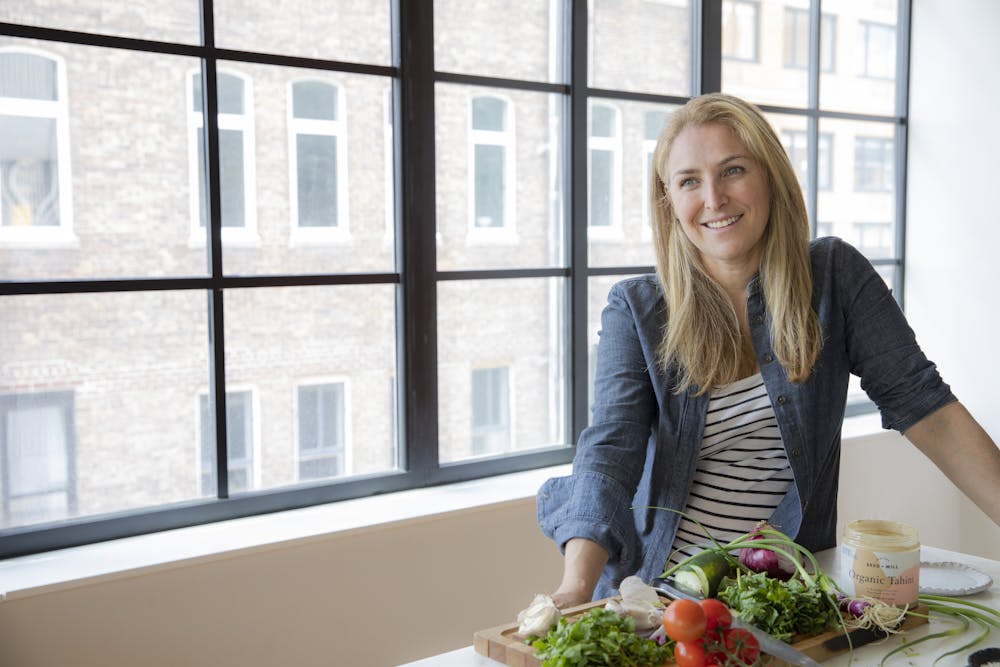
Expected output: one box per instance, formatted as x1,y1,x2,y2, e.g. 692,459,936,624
537,93,1000,606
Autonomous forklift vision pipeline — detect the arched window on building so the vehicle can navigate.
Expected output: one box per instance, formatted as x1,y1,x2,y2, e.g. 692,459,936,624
288,79,349,242
468,94,515,239
0,48,73,244
188,69,257,244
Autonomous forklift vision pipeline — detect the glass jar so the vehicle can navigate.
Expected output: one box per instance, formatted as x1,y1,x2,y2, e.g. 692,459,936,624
839,520,920,607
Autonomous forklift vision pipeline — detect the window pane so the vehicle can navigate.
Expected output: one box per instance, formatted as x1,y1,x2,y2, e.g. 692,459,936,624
0,39,205,280
590,0,691,96
820,1,898,116
588,99,673,269
224,285,398,490
296,134,339,228
215,63,394,275
474,144,505,228
1,117,60,228
438,278,567,463
722,0,808,108
435,0,560,83
436,84,565,271
472,97,507,132
0,290,209,529
199,390,254,496
590,149,613,228
0,51,57,100
293,81,337,121
0,0,200,44
2,394,72,526
213,0,391,65
817,118,897,260
471,367,510,456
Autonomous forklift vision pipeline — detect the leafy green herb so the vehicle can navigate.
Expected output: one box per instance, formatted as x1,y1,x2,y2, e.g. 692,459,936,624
529,607,674,667
719,570,842,642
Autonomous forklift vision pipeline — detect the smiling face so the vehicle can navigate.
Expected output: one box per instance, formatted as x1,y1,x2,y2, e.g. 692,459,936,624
665,122,771,284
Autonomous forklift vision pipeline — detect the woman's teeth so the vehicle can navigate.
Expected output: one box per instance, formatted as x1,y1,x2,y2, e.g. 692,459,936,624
705,215,739,229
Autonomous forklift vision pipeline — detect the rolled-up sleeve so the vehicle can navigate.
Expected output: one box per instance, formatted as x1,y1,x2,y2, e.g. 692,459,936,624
837,241,956,432
536,280,659,567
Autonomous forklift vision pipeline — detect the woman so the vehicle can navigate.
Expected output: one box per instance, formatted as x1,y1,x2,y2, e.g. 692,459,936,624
537,93,1000,606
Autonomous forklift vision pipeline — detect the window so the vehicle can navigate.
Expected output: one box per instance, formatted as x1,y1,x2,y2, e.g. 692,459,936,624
296,382,347,481
781,130,833,191
861,21,896,80
783,9,836,72
189,69,257,243
470,367,510,456
854,221,892,259
0,392,74,526
0,1,912,559
0,48,73,243
855,136,893,192
722,0,759,62
199,390,255,495
289,80,349,241
588,102,621,236
468,95,515,237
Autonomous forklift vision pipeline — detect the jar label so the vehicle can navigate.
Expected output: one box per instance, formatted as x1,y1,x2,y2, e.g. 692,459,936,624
839,544,920,606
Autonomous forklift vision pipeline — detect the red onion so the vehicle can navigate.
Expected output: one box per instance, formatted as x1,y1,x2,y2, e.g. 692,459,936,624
737,521,800,580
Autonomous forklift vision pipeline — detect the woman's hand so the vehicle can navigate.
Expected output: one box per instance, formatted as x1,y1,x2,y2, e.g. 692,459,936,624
550,538,611,608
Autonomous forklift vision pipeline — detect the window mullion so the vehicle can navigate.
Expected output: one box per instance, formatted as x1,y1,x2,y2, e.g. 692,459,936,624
199,0,229,499
569,0,589,443
395,0,439,478
697,0,722,94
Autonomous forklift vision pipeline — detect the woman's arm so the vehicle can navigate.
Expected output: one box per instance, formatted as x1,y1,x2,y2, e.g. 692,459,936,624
903,401,1000,525
550,537,610,608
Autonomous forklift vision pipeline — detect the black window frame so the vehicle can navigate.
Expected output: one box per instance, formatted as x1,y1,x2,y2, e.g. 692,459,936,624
0,0,912,559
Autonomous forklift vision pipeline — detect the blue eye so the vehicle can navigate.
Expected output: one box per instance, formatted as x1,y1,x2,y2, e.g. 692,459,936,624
724,165,745,176
679,177,696,188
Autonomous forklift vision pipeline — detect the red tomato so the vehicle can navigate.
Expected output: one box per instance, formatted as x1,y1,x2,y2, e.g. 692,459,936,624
699,598,732,637
673,640,706,667
662,598,707,643
723,627,761,665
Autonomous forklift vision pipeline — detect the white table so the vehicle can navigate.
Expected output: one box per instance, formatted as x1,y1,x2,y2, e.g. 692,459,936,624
400,545,1000,667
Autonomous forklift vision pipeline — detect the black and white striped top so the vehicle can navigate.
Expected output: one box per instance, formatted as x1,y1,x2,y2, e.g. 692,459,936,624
665,372,793,569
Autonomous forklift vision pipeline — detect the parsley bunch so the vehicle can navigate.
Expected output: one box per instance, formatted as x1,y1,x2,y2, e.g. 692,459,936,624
719,571,841,642
530,607,674,667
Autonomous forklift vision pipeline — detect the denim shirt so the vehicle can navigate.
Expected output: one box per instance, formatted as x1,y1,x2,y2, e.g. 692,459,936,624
537,237,956,600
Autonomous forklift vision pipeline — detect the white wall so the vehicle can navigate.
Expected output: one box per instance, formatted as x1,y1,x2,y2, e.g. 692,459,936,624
905,0,1000,558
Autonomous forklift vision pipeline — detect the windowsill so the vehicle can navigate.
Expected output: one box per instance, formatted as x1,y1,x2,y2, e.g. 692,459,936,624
0,463,572,603
0,416,887,604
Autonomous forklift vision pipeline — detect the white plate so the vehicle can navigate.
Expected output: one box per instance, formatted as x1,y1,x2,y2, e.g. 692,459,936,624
919,561,993,596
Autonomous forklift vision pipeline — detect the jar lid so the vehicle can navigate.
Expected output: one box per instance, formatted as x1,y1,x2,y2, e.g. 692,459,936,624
844,519,920,549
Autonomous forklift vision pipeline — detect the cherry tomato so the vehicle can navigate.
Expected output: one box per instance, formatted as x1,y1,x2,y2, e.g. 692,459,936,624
662,598,708,643
699,598,732,637
673,640,706,667
723,627,761,665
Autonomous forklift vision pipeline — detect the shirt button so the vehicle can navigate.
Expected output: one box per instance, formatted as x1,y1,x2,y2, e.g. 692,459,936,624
763,354,773,363
752,314,763,325
791,448,801,458
777,395,787,405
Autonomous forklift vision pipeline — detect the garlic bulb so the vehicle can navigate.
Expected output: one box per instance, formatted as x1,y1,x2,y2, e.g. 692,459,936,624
605,575,664,631
516,593,561,636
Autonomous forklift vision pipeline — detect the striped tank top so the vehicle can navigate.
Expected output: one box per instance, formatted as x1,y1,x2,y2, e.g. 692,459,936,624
665,372,793,569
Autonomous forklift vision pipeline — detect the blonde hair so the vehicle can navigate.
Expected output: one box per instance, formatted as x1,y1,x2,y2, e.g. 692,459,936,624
650,93,821,393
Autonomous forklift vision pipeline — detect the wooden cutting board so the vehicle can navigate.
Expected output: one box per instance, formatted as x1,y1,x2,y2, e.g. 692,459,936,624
473,597,928,667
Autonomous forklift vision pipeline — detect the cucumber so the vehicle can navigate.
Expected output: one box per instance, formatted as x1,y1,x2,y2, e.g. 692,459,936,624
673,550,733,598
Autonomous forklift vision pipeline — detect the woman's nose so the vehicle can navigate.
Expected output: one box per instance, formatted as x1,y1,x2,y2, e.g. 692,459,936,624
704,181,728,210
